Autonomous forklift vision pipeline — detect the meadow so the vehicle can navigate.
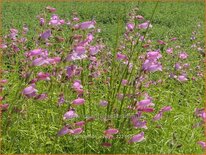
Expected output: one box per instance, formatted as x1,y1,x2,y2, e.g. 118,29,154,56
0,1,205,154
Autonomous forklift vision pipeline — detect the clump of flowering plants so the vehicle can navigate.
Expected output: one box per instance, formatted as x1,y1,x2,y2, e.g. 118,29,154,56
0,4,205,154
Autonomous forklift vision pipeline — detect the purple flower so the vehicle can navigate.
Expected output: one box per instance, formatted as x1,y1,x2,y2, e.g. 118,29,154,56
166,48,173,54
121,79,128,86
138,21,152,29
37,72,50,81
40,30,52,40
131,116,147,129
63,109,78,120
99,100,108,107
137,99,154,108
79,21,96,29
197,141,206,150
72,98,85,105
32,57,49,66
22,85,38,97
35,93,48,100
153,112,163,121
126,23,135,31
177,75,188,82
179,52,188,59
58,94,65,106
129,132,145,143
160,106,172,112
75,121,85,127
116,52,128,61
39,18,45,26
57,126,70,136
0,104,9,112
46,6,56,13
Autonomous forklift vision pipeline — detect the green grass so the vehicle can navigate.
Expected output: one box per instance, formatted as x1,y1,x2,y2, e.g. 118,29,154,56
1,1,205,154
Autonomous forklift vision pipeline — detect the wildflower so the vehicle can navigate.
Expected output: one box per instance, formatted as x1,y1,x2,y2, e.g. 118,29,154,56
35,93,48,100
121,79,128,86
37,72,50,81
72,80,83,94
72,98,85,105
104,128,119,139
166,48,173,54
63,109,78,120
138,21,152,29
46,6,56,13
179,52,188,59
197,141,206,150
102,142,112,147
39,18,45,26
58,94,65,106
99,100,108,107
126,23,135,31
32,57,49,66
79,21,96,29
116,52,128,61
22,85,38,97
177,75,188,82
57,126,70,136
75,121,85,127
0,104,9,112
129,132,145,143
40,30,52,40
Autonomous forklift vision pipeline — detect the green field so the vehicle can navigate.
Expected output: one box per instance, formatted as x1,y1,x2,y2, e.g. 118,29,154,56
1,1,205,154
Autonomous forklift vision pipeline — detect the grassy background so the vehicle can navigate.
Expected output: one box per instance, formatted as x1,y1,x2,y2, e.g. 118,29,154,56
1,1,205,154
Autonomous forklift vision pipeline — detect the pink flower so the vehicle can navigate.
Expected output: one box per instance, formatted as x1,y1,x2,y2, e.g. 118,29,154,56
121,79,128,86
99,100,108,107
32,57,49,66
138,21,152,29
72,80,83,94
166,48,173,54
116,52,128,61
137,99,154,108
126,23,135,31
131,116,147,129
72,98,85,105
174,63,182,70
75,121,85,127
46,6,56,13
177,75,188,82
153,112,163,121
37,72,50,81
22,85,38,97
35,93,48,100
29,49,43,57
129,132,145,143
104,128,119,139
79,21,96,30
135,15,144,20
63,109,78,120
47,57,61,64
197,141,206,150
70,128,83,135
157,40,165,45
0,104,9,112
40,30,52,40
142,59,162,72
179,52,188,59
89,46,100,55
39,18,45,26
160,106,172,112
102,142,112,147
57,126,70,136
58,94,65,106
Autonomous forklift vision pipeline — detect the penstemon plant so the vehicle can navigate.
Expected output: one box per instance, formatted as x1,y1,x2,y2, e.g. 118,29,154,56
0,3,205,154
